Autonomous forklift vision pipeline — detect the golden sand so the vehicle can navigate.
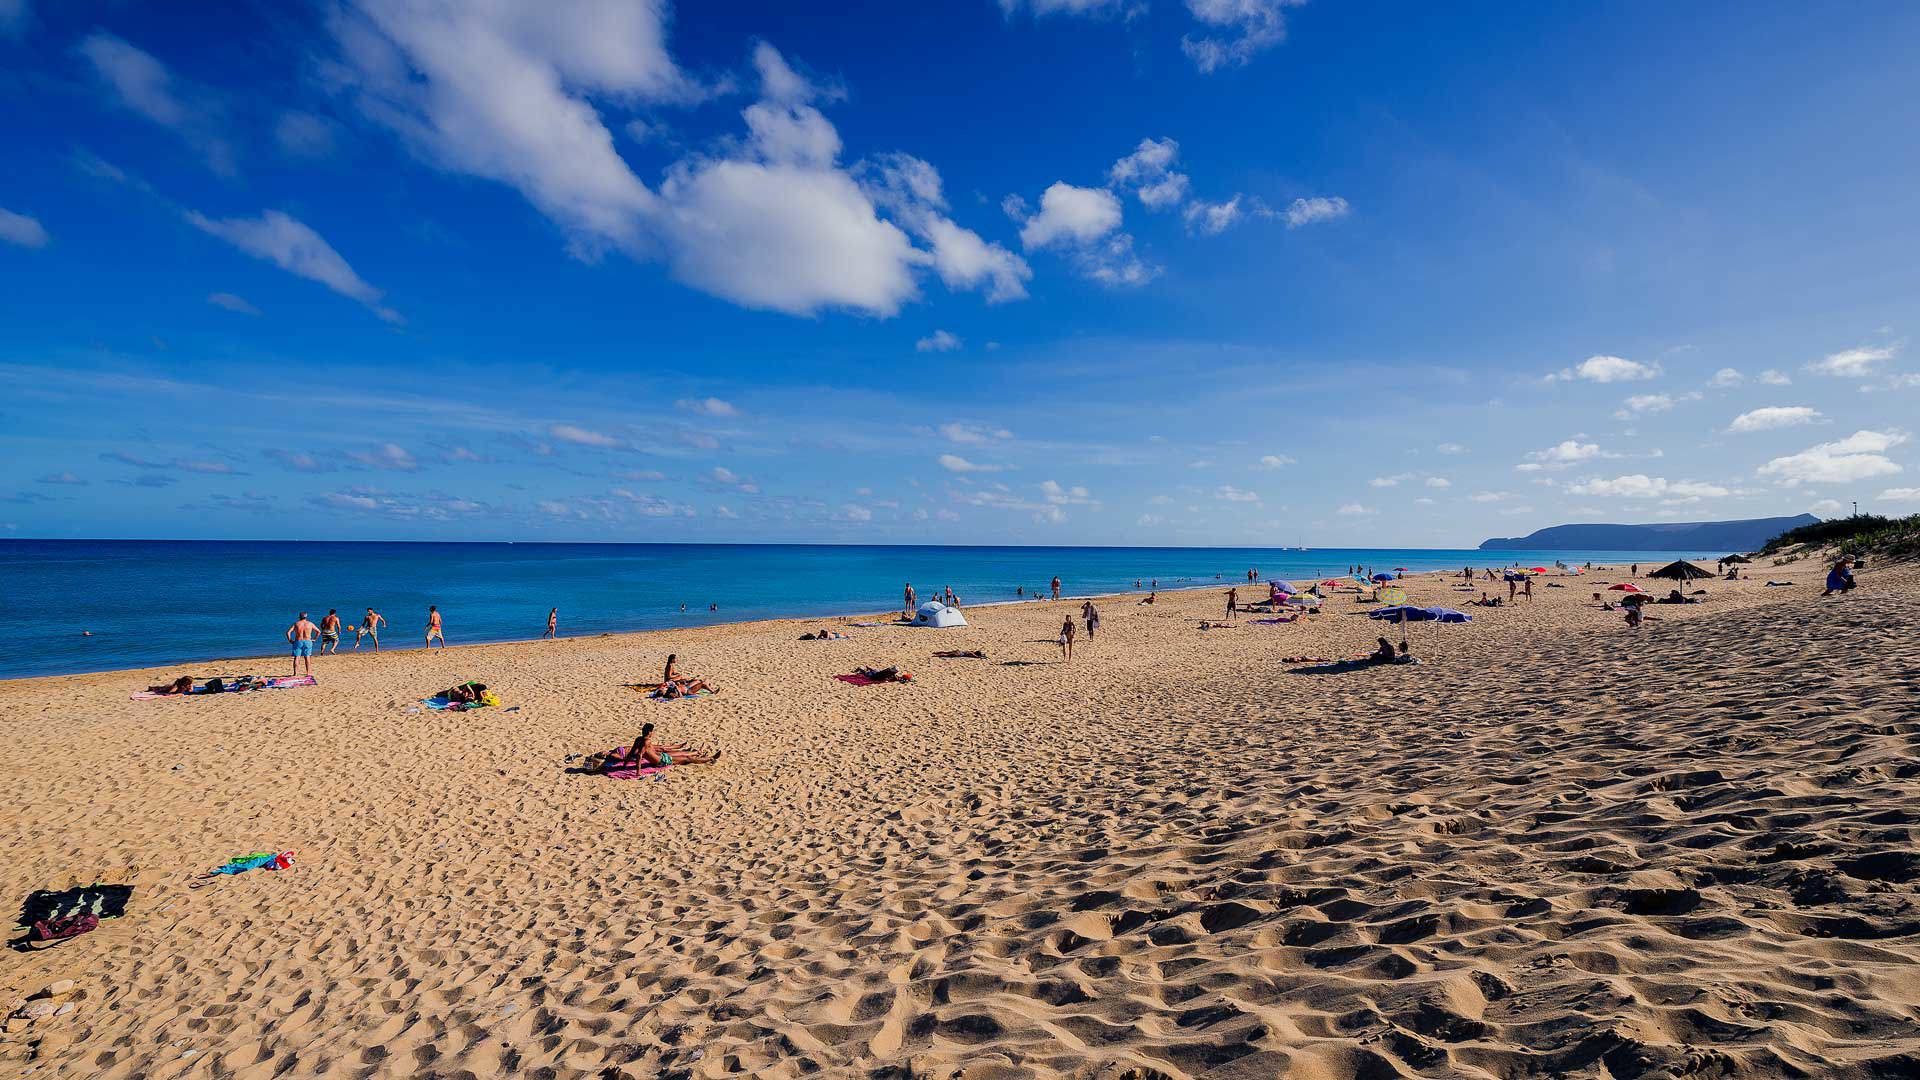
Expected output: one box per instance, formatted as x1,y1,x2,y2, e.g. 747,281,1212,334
3,560,1918,1078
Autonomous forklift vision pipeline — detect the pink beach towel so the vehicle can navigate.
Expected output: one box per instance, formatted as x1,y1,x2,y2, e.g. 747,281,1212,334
598,747,670,780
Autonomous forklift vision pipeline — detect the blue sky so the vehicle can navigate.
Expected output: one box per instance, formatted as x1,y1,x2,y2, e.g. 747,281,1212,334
3,0,1918,546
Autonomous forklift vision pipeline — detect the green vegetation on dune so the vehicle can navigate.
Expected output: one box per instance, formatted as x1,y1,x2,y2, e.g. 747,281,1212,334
1760,514,1920,562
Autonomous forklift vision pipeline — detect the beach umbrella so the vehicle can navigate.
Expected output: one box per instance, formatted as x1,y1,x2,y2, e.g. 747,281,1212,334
1648,560,1714,584
1376,585,1408,605
1371,573,1395,582
1367,604,1471,654
1392,566,1409,571
1720,554,1752,564
1529,566,1549,573
1608,583,1644,593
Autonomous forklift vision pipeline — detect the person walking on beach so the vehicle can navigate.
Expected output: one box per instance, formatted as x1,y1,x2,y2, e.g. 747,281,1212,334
354,607,386,651
319,609,342,654
287,612,319,676
1507,576,1518,603
1082,600,1100,640
904,582,916,615
546,607,558,639
1058,616,1075,661
1225,586,1238,622
1631,563,1639,577
1522,576,1533,602
1050,575,1061,600
426,605,446,648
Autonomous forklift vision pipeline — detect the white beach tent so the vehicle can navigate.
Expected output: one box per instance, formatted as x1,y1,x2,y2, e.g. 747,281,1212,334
913,601,969,628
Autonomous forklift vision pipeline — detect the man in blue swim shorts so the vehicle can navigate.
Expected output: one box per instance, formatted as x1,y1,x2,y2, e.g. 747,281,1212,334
286,612,320,676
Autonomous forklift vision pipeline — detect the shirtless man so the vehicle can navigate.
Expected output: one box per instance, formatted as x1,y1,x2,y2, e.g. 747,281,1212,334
286,612,320,676
546,607,558,640
354,607,387,651
319,609,343,654
426,605,446,648
1225,586,1238,620
1051,575,1062,600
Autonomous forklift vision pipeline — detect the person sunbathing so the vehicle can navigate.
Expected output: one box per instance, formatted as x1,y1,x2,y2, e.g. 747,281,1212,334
442,681,488,704
853,665,907,682
800,628,849,640
657,678,715,698
147,675,195,695
589,723,720,771
934,649,987,658
1138,591,1157,604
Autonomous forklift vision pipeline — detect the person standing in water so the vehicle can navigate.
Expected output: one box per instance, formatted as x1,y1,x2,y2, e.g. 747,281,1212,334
1051,575,1062,600
426,605,446,648
355,608,386,651
904,582,916,615
546,607,558,639
287,612,320,676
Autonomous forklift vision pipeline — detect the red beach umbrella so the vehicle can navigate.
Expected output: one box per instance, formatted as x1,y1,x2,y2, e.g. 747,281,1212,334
1608,583,1643,592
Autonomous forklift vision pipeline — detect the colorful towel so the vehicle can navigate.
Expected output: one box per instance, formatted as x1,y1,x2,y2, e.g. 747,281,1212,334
131,674,317,700
623,683,716,701
1250,617,1298,625
422,695,494,710
209,851,294,875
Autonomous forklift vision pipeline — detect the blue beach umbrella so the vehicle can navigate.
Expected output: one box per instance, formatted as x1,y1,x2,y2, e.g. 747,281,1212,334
1371,573,1396,582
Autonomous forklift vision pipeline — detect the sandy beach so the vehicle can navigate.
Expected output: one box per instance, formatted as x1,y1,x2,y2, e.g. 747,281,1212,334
3,559,1918,1079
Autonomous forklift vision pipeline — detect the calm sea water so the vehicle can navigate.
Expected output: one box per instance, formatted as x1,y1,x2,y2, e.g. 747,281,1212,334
0,541,1703,679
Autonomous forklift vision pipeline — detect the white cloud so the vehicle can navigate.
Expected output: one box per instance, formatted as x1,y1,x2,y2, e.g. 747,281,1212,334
937,422,1012,445
320,492,380,511
1806,343,1898,378
1551,355,1661,383
549,423,621,448
347,443,419,471
1468,490,1512,503
1728,406,1820,433
1109,137,1191,211
1215,484,1260,503
1425,476,1451,488
1879,488,1920,503
206,292,261,315
1336,502,1375,516
916,329,962,353
1369,473,1413,488
938,454,1007,473
1184,196,1244,236
1888,374,1920,390
1033,505,1068,525
1279,195,1350,228
859,153,1032,303
0,208,48,248
1757,430,1907,487
1567,475,1732,498
1018,182,1123,248
1707,367,1744,388
1257,454,1296,469
329,15,1014,316
1758,369,1791,386
1435,442,1467,455
77,33,234,173
676,397,738,417
1524,440,1610,468
838,503,873,522
1040,480,1096,505
1614,393,1674,418
1808,499,1845,516
1182,0,1304,72
186,210,400,323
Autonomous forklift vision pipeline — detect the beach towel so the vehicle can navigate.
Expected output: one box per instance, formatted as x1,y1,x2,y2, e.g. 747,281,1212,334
422,693,497,710
209,851,295,875
836,670,912,686
131,674,317,700
1250,616,1298,625
847,621,886,627
17,884,133,929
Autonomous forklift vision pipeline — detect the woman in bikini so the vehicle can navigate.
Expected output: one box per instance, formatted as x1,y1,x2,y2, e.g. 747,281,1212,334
590,723,721,772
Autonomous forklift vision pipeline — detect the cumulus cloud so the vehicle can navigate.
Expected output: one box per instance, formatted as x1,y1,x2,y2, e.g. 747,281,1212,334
1018,182,1122,249
1181,0,1305,73
1707,367,1744,388
1109,138,1190,210
1758,369,1791,386
938,422,1012,445
1257,454,1295,469
1369,473,1413,488
1040,479,1097,505
915,329,962,353
263,449,335,473
328,12,1017,316
1806,343,1898,378
0,208,49,248
1215,484,1259,502
186,210,400,323
1425,477,1451,489
1521,440,1611,470
1336,502,1375,516
1468,490,1512,503
676,397,738,417
1550,355,1661,383
1756,430,1906,487
206,292,261,315
549,423,621,448
1566,475,1733,498
1879,487,1920,503
1184,196,1243,236
1612,392,1693,419
938,454,1007,473
1278,195,1349,228
1436,442,1467,455
347,442,419,470
858,152,1031,303
1728,406,1820,433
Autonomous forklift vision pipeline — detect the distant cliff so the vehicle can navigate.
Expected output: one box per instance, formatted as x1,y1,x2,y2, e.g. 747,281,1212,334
1478,515,1819,553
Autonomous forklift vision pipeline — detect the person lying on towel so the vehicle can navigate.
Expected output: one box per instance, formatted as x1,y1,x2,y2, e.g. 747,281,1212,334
586,723,722,772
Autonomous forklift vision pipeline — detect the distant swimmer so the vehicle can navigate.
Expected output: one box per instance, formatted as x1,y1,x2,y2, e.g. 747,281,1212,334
287,612,320,676
354,608,386,651
426,605,446,648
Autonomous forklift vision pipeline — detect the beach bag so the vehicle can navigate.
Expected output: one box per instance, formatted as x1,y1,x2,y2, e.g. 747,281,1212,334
30,913,98,944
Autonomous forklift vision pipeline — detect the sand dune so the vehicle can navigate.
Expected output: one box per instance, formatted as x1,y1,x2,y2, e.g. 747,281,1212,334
4,560,1919,1078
